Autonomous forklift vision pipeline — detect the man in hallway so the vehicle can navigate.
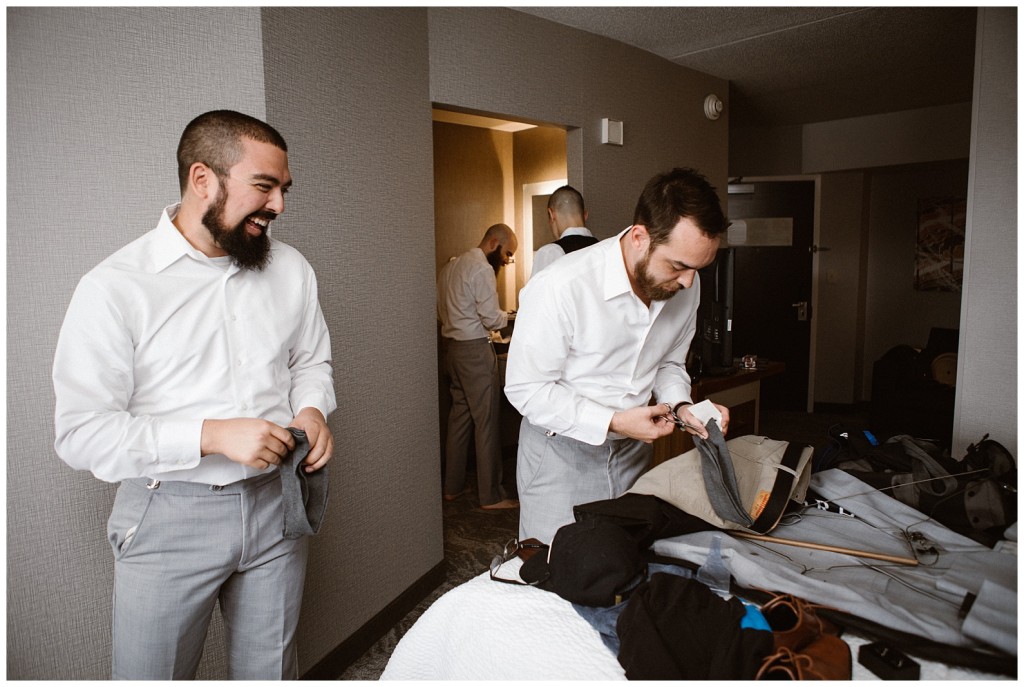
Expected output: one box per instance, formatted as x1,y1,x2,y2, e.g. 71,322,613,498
505,168,731,544
53,110,336,679
437,223,520,510
530,185,597,278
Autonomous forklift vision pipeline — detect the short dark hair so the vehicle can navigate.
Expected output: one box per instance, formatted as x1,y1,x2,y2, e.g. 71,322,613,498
548,185,585,216
177,110,288,193
632,167,728,246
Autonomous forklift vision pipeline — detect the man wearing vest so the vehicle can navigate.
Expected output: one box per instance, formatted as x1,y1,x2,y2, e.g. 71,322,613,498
530,185,598,278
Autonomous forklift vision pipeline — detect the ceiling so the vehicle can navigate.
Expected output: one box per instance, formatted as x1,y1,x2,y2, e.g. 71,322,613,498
513,6,979,128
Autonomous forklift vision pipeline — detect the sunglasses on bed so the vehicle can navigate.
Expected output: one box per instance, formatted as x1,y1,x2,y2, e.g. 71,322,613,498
489,538,549,586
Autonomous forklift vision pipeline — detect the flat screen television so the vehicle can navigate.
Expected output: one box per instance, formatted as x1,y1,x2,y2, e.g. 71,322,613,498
693,247,735,377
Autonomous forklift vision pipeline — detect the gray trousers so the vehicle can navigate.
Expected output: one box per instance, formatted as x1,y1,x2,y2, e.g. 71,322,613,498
107,471,308,680
442,337,507,506
517,419,652,545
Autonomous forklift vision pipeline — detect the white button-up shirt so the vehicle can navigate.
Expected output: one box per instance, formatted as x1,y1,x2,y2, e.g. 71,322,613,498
505,228,698,446
53,204,336,484
436,247,508,340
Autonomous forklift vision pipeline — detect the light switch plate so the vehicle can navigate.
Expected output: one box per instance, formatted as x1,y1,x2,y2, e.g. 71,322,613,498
601,118,623,145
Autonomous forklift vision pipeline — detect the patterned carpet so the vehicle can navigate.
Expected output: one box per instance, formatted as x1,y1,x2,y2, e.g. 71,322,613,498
336,405,870,680
338,491,520,680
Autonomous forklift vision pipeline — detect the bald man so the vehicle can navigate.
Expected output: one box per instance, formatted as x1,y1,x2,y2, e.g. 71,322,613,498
437,223,519,509
530,185,597,278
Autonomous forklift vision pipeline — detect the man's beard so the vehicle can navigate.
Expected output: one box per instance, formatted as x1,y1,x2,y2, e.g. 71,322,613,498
634,248,681,302
202,187,273,271
485,246,504,275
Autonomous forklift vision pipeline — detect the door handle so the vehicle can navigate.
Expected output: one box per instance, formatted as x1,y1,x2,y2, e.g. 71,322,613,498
791,301,809,321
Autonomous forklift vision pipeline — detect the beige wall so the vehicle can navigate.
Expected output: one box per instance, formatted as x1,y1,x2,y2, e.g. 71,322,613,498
433,123,514,270
512,126,569,286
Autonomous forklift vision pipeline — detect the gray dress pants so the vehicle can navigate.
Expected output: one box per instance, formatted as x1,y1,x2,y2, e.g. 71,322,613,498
517,419,652,545
107,470,308,680
442,337,507,506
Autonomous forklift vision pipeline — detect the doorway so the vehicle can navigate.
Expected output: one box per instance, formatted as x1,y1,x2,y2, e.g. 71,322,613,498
728,178,817,412
432,107,568,501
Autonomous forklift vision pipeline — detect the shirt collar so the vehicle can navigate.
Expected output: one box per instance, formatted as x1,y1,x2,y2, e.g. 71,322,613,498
149,203,222,273
603,227,634,301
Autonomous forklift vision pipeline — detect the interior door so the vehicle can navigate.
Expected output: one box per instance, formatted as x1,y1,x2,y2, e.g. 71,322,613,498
728,181,815,411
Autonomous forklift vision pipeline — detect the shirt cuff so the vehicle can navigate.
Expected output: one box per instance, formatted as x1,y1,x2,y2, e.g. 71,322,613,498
574,402,618,446
156,419,203,471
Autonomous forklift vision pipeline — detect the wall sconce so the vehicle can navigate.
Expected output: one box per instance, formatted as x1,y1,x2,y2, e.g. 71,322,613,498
601,118,623,146
704,94,724,120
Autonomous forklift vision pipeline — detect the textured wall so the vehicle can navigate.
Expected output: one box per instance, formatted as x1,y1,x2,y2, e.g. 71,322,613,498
956,7,1017,456
9,6,736,679
7,7,266,679
428,8,729,235
814,172,867,404
260,7,442,671
863,160,969,397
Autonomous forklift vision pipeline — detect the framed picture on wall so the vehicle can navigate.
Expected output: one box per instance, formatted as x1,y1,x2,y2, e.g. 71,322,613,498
915,197,966,292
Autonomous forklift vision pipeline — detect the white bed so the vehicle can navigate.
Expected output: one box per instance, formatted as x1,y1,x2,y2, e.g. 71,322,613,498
382,471,1016,681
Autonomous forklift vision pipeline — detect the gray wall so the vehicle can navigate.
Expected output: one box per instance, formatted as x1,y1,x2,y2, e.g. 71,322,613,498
955,7,1017,456
261,8,441,670
8,6,729,679
7,8,270,679
428,8,730,231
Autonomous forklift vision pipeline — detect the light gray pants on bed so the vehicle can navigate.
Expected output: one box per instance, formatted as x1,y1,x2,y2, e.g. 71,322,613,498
517,420,652,545
108,471,308,680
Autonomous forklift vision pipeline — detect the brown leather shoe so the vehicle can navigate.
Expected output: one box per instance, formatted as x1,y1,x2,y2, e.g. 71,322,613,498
755,636,852,681
761,594,839,651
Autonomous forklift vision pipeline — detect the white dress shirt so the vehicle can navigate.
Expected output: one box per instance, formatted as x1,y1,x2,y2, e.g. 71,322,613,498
531,226,594,278
505,228,698,446
53,204,336,485
436,247,508,340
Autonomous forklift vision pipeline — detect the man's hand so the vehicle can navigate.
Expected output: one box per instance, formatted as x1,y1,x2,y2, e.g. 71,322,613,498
673,402,731,440
609,405,677,443
289,407,334,473
201,418,296,469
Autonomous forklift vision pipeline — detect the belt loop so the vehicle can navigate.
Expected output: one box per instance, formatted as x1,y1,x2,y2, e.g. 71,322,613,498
146,478,161,490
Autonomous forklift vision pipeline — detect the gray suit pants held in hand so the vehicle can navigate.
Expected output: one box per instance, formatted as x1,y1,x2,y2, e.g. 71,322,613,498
108,470,308,680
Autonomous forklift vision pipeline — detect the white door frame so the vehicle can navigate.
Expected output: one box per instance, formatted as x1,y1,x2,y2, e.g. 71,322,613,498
521,179,567,281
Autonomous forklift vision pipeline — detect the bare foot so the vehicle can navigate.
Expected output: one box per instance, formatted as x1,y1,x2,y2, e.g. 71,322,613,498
480,498,519,510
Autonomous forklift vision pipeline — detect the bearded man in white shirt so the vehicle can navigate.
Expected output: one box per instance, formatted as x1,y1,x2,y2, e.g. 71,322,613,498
437,223,520,510
52,110,336,680
505,167,731,545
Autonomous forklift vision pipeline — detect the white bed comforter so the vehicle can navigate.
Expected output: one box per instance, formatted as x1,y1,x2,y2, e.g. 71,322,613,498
381,557,626,681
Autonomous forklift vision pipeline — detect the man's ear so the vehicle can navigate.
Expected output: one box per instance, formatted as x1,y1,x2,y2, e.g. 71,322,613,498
629,224,651,250
187,162,218,201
